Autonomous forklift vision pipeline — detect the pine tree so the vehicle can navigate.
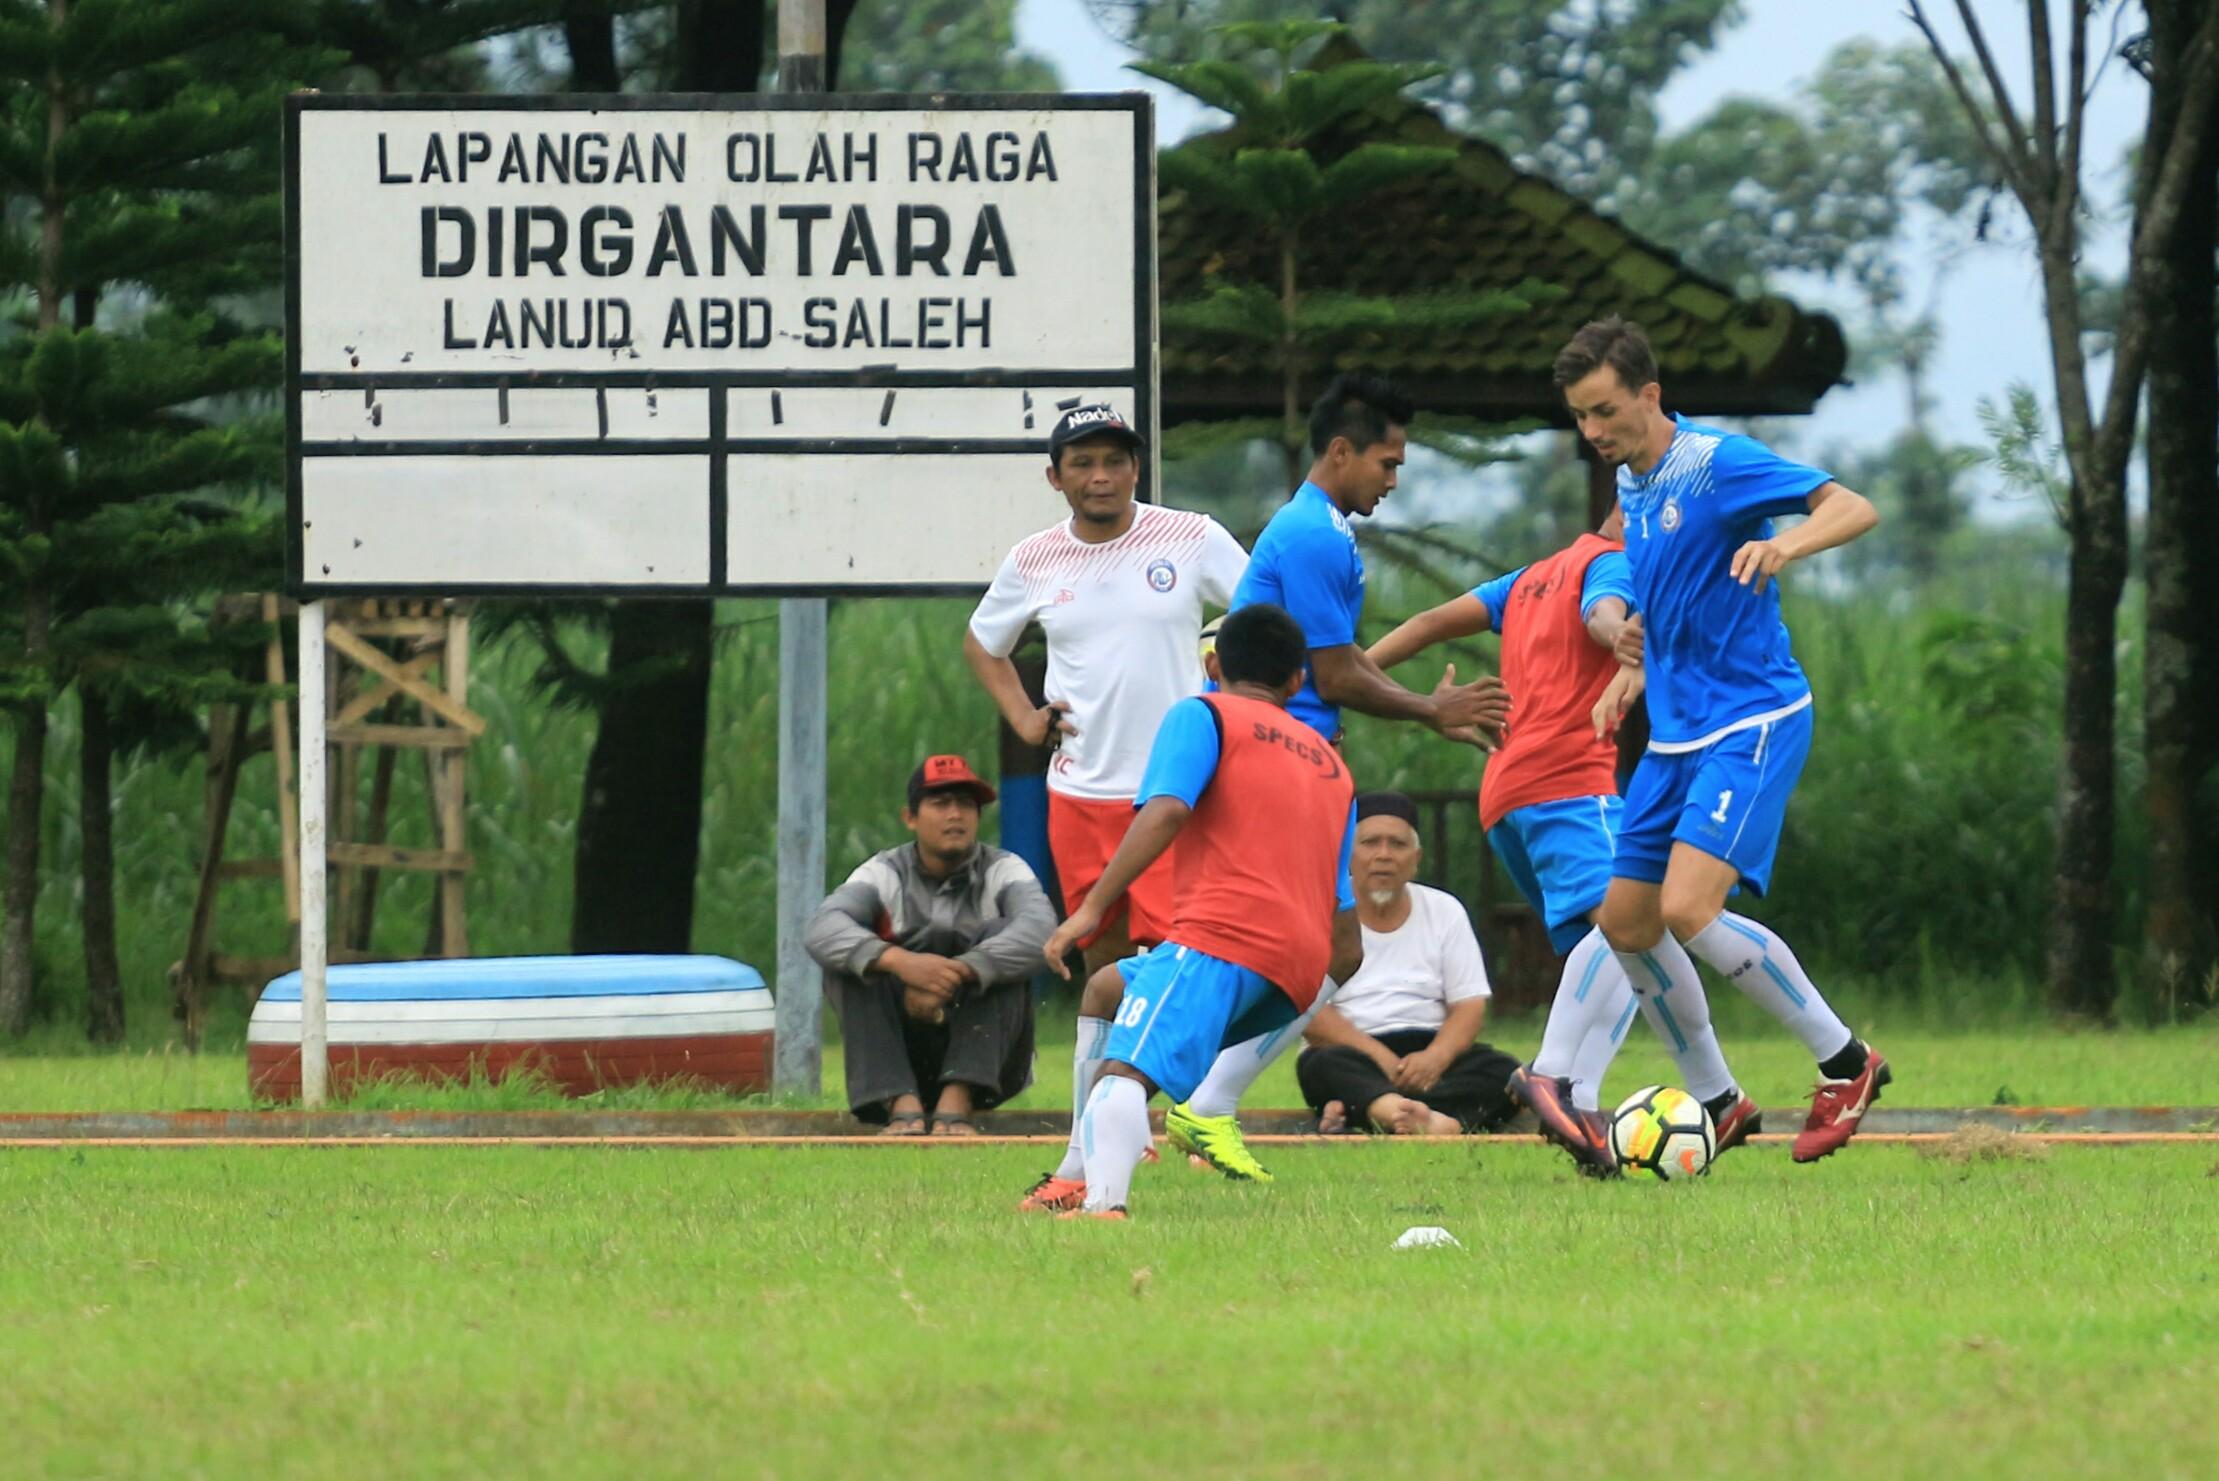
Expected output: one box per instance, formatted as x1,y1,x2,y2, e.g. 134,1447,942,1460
1137,22,1553,485
0,0,339,1036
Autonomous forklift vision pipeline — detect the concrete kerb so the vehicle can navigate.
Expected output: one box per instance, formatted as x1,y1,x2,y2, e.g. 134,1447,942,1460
0,1105,2214,1147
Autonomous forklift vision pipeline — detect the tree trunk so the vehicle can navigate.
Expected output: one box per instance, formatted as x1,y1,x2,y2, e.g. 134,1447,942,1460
565,2,868,955
570,603,715,953
558,2,710,956
677,0,766,90
80,688,123,1042
2138,0,2219,1004
560,0,621,90
6,5,65,1035
0,696,45,1036
2028,187,2130,1021
2046,512,2127,1020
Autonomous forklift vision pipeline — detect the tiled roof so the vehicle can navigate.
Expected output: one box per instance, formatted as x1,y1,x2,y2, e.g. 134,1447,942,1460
1158,60,1848,425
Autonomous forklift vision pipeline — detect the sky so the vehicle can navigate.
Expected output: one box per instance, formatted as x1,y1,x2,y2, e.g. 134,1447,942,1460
1012,0,2150,514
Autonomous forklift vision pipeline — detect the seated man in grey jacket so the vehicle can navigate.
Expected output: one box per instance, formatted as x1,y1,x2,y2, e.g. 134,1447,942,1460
805,754,1056,1135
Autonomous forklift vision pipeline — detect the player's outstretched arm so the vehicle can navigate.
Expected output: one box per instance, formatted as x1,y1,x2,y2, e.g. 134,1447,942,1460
1367,594,1492,671
1731,481,1880,593
1041,796,1191,975
1583,595,1633,653
961,629,1075,748
1311,643,1511,742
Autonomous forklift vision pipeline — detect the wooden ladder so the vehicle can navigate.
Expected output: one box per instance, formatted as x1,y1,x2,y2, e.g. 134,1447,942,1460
171,595,481,1048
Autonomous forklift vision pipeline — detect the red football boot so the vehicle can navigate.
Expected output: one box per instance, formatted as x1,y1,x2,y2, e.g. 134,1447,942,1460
1709,1092,1765,1160
1792,1049,1891,1163
1016,1173,1087,1213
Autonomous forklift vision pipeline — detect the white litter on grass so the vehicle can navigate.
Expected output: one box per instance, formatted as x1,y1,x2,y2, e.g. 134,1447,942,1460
1392,1225,1462,1251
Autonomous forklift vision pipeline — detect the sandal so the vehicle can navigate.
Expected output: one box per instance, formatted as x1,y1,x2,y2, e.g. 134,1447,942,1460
879,1110,928,1136
930,1114,980,1137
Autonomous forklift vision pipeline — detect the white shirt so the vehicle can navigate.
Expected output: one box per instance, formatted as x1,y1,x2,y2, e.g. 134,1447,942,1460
969,503,1249,801
1334,884,1492,1037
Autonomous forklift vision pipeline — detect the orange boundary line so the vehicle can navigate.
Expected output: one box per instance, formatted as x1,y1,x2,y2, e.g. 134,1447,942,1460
2,1132,2214,1149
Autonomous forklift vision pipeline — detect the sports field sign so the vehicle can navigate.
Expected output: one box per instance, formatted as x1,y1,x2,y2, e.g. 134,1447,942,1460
285,94,1155,597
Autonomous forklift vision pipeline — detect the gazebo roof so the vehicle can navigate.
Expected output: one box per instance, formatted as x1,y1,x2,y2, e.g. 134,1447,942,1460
1158,65,1849,427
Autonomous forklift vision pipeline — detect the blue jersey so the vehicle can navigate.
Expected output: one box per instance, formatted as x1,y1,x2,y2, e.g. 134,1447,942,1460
1230,482,1365,737
1472,549,1635,630
1616,416,1831,749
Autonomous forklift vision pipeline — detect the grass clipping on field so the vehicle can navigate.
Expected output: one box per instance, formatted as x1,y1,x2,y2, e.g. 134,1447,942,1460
1917,1123,2051,1164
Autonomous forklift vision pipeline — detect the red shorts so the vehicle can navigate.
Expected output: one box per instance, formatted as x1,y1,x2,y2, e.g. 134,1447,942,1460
1048,790,1174,950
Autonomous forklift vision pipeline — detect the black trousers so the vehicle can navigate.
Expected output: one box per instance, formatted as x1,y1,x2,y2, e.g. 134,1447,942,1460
1295,1028,1520,1132
825,970,1035,1122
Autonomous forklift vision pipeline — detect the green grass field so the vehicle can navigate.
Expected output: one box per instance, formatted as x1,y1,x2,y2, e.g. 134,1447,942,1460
3,1002,2214,1113
0,1141,2210,1479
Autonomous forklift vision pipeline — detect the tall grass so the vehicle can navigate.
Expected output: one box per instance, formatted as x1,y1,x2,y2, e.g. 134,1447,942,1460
0,554,2164,1048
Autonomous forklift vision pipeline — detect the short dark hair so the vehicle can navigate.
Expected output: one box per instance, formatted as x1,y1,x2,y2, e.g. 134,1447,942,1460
1308,372,1414,458
1215,603,1308,689
1552,317,1658,392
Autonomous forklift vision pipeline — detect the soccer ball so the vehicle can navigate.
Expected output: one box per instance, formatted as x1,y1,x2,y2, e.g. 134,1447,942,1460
1609,1085,1716,1180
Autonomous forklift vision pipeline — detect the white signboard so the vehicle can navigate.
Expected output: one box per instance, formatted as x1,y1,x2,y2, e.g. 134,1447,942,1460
286,95,1156,596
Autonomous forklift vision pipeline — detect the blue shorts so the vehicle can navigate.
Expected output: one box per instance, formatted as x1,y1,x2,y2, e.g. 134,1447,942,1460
1486,795,1621,953
1614,705,1813,894
1105,941,1299,1103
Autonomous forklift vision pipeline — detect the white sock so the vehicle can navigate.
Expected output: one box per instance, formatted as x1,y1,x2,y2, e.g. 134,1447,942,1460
1684,912,1854,1062
1183,974,1337,1117
1612,933,1737,1103
1079,1074,1152,1211
1054,1016,1110,1181
1569,974,1638,1112
1531,929,1634,1110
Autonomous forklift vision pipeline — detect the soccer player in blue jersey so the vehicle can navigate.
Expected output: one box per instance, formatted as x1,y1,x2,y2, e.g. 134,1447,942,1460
1558,317,1888,1163
1370,509,1763,1175
1232,373,1509,749
1155,373,1511,1179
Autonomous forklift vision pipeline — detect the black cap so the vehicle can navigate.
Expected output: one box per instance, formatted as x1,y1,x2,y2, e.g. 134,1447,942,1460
1048,404,1144,458
1355,791,1421,829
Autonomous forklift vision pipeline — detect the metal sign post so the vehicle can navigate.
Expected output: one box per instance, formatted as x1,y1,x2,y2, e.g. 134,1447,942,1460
772,0,830,1096
297,599,330,1106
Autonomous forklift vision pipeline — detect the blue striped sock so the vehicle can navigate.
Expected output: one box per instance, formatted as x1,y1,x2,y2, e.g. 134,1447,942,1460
1685,913,1853,1062
1609,932,1737,1103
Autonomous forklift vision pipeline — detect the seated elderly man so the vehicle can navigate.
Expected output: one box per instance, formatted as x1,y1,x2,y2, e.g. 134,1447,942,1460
1296,792,1520,1135
805,754,1056,1135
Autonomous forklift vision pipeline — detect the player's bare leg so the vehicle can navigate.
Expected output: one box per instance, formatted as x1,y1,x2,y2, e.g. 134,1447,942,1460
1079,915,1136,981
1656,843,1887,1161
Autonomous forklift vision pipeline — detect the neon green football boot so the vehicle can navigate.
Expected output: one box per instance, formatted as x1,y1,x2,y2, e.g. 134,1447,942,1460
1165,1101,1274,1183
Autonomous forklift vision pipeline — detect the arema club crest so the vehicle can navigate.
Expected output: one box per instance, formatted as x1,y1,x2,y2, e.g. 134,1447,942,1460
1146,559,1178,592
